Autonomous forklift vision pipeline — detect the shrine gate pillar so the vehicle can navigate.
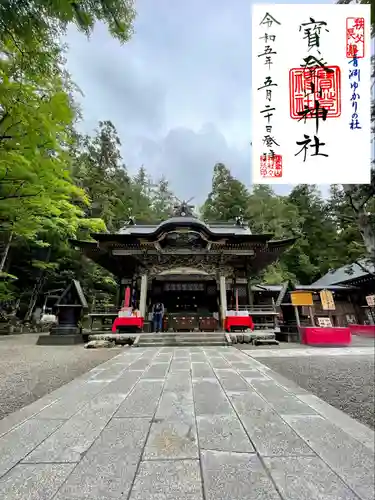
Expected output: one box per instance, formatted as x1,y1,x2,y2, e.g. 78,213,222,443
139,274,148,318
219,275,227,329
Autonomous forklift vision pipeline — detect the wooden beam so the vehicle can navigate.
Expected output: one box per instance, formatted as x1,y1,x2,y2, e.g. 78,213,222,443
112,249,255,256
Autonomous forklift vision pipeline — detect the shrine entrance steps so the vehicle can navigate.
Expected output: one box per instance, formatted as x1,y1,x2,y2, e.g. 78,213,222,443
135,332,227,347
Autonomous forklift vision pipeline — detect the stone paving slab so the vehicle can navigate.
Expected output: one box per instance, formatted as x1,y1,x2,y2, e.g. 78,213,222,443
129,459,203,500
192,378,234,416
23,393,128,463
196,415,255,453
264,456,359,500
142,362,170,378
144,418,198,459
0,347,374,500
228,391,315,457
53,418,151,500
297,393,375,451
155,390,194,420
0,418,65,478
201,450,280,500
249,379,317,415
283,414,375,500
190,353,206,362
163,371,192,393
114,379,164,418
214,368,251,391
0,463,76,500
206,356,230,369
35,381,109,419
191,361,214,378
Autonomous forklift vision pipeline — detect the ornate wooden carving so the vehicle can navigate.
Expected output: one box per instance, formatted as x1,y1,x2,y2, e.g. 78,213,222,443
135,254,233,278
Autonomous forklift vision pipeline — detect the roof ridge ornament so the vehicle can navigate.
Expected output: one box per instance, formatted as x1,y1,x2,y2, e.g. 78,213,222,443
125,215,135,225
235,210,245,226
172,196,195,217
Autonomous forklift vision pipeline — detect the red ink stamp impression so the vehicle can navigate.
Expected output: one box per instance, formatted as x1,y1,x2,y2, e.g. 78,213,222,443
260,154,282,178
346,17,365,58
289,66,341,119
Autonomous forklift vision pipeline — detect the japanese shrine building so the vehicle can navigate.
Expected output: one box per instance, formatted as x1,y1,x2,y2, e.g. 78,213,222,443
71,204,295,330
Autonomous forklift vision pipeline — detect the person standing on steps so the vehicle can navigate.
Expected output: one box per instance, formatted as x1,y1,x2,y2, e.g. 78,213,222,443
152,301,165,332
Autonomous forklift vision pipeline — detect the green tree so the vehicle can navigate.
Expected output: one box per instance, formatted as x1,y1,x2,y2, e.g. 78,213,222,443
282,185,341,283
151,176,175,220
132,166,156,221
247,185,301,238
0,37,106,305
245,186,301,284
261,262,297,285
0,37,89,241
328,184,375,269
0,0,135,46
340,180,375,264
202,163,250,221
72,121,133,232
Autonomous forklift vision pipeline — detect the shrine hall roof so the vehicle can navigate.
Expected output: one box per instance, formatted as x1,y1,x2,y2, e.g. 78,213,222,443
311,259,375,287
117,217,253,236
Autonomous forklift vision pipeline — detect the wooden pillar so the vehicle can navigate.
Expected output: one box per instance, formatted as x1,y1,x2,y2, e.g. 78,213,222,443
232,275,237,310
308,306,315,326
139,274,148,318
219,275,227,329
115,280,122,309
294,305,301,327
247,277,254,308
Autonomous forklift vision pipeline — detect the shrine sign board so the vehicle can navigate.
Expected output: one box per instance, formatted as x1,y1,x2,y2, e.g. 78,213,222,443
366,295,375,307
317,317,333,328
320,289,335,310
290,291,313,307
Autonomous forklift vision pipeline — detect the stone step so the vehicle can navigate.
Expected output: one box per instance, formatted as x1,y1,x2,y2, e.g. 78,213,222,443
137,333,227,347
140,334,225,339
137,341,226,347
139,334,225,340
139,334,224,339
138,339,225,344
139,335,225,342
87,332,227,347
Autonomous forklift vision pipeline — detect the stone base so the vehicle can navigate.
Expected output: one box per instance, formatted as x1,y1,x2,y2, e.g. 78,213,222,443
37,333,83,345
50,325,80,335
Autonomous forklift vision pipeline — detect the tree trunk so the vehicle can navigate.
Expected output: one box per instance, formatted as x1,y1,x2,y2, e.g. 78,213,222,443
357,211,375,258
0,232,13,272
342,185,375,261
24,247,52,321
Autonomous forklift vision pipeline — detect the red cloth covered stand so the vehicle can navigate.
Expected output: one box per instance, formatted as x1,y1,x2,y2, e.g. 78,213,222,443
225,316,254,332
112,317,144,332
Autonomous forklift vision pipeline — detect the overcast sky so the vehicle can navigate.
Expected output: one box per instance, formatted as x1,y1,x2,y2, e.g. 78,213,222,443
65,0,333,203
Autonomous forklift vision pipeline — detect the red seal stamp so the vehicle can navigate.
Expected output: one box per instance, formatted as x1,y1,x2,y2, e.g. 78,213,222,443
289,66,341,120
346,17,365,58
260,154,282,178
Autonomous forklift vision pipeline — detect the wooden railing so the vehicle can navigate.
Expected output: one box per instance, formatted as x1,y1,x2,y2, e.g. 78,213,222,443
234,304,276,312
88,306,119,314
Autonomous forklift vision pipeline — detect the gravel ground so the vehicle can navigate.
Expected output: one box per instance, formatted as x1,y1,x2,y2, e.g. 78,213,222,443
258,354,375,429
0,334,120,420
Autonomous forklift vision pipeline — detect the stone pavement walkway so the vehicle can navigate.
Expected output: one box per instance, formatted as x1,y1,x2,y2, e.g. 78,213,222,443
0,347,374,500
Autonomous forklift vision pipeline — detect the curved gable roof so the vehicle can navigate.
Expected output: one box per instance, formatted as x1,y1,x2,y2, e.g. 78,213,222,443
311,259,375,286
117,216,253,236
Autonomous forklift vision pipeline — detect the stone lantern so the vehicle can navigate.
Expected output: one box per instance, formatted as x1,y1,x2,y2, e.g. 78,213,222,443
37,280,88,345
